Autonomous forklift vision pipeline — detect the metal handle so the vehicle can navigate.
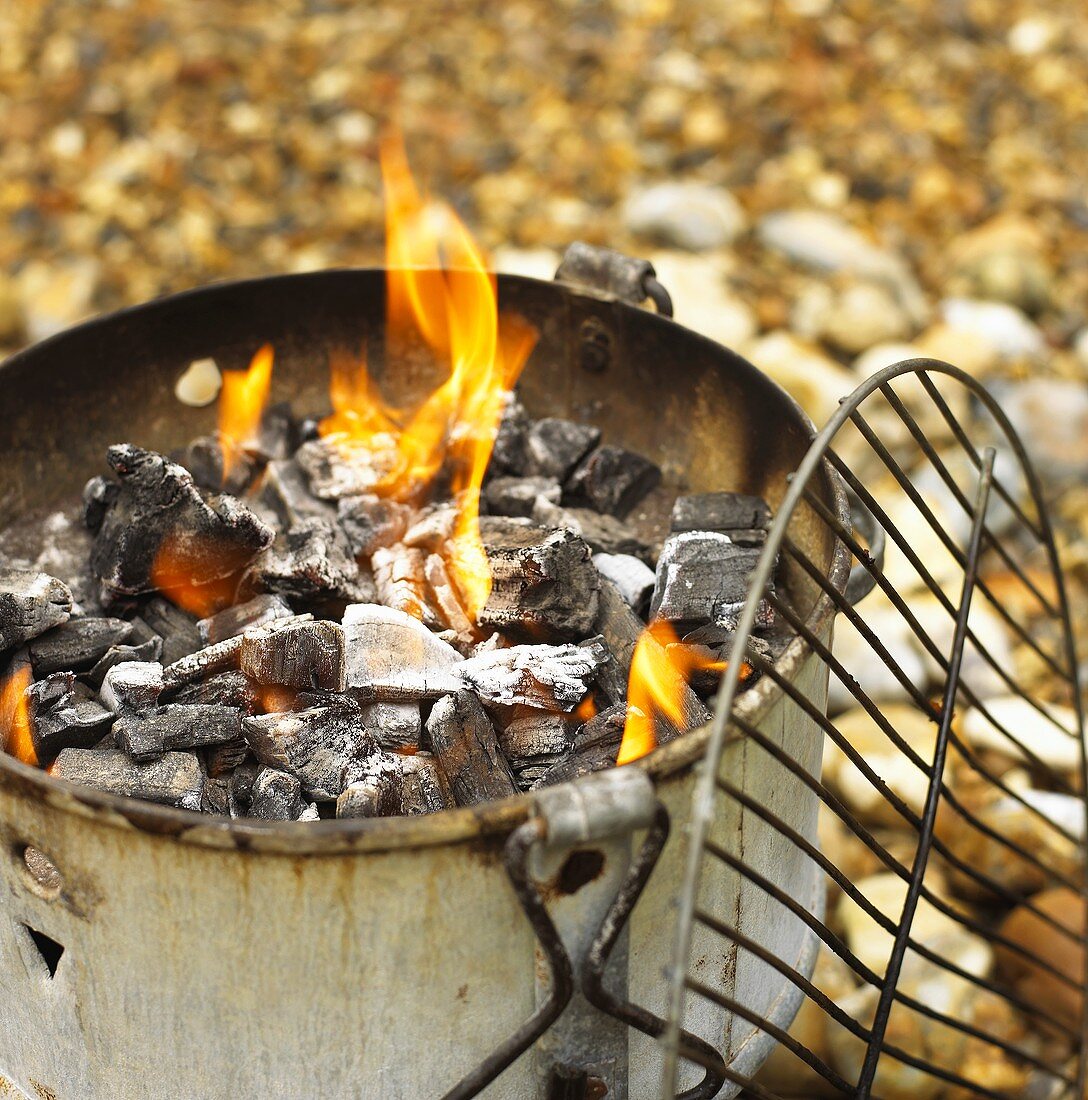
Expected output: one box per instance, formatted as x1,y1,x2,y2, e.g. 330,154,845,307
844,487,885,606
555,243,674,318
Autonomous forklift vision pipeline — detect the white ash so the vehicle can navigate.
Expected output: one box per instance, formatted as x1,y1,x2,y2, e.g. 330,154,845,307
458,640,607,711
101,660,165,714
361,700,421,752
592,553,655,614
295,433,405,499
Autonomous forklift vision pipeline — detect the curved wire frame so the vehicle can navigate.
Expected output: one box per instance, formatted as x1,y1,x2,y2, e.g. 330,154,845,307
661,359,1088,1099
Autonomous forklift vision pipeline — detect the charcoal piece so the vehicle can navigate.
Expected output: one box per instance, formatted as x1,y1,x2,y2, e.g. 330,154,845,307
402,504,457,552
488,395,530,476
101,661,165,714
361,700,422,752
477,521,599,642
204,737,250,779
259,459,338,528
248,767,304,820
201,775,231,815
227,758,261,817
532,500,654,563
459,641,607,711
52,748,203,810
524,418,600,480
27,673,113,759
243,695,376,800
343,603,463,700
566,446,662,518
246,518,367,604
423,554,476,646
239,618,345,692
592,553,655,615
173,435,256,496
484,476,561,518
371,545,442,628
140,598,202,665
173,670,259,715
28,617,134,676
161,634,246,691
579,634,627,708
115,703,243,762
198,594,292,646
84,635,164,688
298,802,321,821
0,571,73,651
498,708,575,771
396,752,453,815
427,690,517,807
670,492,771,545
255,402,299,463
337,495,411,558
650,532,771,630
534,704,627,787
295,435,404,500
82,477,119,533
337,775,397,818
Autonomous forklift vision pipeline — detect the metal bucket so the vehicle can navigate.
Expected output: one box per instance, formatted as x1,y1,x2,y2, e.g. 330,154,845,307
0,267,850,1098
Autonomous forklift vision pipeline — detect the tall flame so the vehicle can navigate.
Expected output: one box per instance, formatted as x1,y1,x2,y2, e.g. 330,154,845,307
0,663,36,766
218,343,274,480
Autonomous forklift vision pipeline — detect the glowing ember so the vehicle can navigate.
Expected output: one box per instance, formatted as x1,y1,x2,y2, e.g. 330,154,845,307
219,343,274,480
150,535,240,619
0,663,36,766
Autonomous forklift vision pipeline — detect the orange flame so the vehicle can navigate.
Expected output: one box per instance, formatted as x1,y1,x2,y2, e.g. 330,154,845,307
218,343,274,480
150,535,241,619
0,663,36,766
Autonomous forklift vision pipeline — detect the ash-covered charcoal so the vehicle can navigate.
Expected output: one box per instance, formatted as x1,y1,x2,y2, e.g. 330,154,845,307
243,695,376,800
173,435,257,496
402,504,457,553
247,767,305,821
239,617,345,692
592,553,655,615
140,598,202,665
201,775,231,815
28,617,135,676
258,458,338,528
172,670,259,715
89,445,273,601
477,519,600,642
396,751,453,814
52,748,203,810
532,500,654,563
343,603,463,700
115,703,243,762
524,418,601,480
578,634,627,707
423,553,476,646
566,446,662,518
246,518,372,606
83,476,119,533
203,734,250,778
84,634,164,688
483,476,561,519
198,594,292,646
295,434,404,500
534,704,627,788
337,774,397,818
101,660,165,714
371,545,442,627
0,570,73,651
27,673,113,759
651,532,772,630
160,633,247,691
498,708,575,790
337,494,411,558
254,402,299,464
459,641,607,711
427,690,518,806
361,700,422,752
670,492,772,546
488,394,530,476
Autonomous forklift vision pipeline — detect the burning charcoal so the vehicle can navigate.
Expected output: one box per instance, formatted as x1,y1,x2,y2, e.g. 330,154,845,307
255,402,299,463
532,500,653,562
579,634,627,707
83,476,120,533
259,458,338,528
101,661,165,714
28,617,134,676
115,703,243,762
477,520,600,642
198,594,292,646
27,673,113,759
173,435,256,496
173,670,259,715
343,603,463,700
371,545,442,627
670,492,771,546
239,618,345,692
361,700,422,752
403,504,457,552
459,641,607,711
592,553,655,615
488,394,530,476
484,476,561,518
337,494,411,558
524,418,601,480
566,446,661,518
423,554,476,646
243,695,376,800
201,775,231,815
84,634,164,688
534,704,626,788
248,767,304,821
161,634,246,691
140,598,202,665
90,445,273,601
651,532,771,630
246,518,370,605
681,625,774,693
498,708,575,790
427,690,518,806
52,748,203,810
295,435,403,500
0,570,73,651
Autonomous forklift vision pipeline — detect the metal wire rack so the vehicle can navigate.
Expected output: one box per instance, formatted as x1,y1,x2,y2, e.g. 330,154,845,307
662,358,1088,1098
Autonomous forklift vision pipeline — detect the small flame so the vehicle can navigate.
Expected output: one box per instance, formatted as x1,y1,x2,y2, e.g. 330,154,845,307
0,663,36,766
150,534,240,619
218,343,274,480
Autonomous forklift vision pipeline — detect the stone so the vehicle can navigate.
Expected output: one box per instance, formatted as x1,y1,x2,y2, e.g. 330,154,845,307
820,280,913,354
645,252,757,349
0,571,73,651
988,379,1088,483
944,215,1052,312
939,298,1045,360
174,358,221,408
622,182,746,251
743,331,856,426
960,695,1081,774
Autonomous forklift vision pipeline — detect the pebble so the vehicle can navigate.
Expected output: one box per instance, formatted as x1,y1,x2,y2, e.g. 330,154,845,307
961,694,1081,775
820,280,912,354
17,259,100,343
649,252,757,348
743,330,855,427
622,182,746,251
939,298,1046,360
174,358,222,407
945,216,1052,312
988,378,1088,483
0,275,26,345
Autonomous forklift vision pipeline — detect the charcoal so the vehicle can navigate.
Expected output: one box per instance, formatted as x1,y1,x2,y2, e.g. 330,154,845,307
579,634,627,707
532,500,653,562
246,518,371,605
52,747,203,810
343,603,463,700
488,395,531,476
498,708,575,779
258,458,338,528
173,435,256,496
402,504,457,552
101,661,165,714
372,545,442,628
534,704,627,787
592,553,655,615
82,476,119,533
201,775,231,815
247,767,304,820
337,775,397,818
524,418,600,480
173,670,259,714
670,492,771,546
396,751,453,814
115,703,243,762
28,617,134,675
243,695,377,800
254,402,299,463
295,435,404,500
84,635,164,687
477,520,599,642
484,476,561,518
140,598,202,665
90,445,273,600
650,532,772,630
338,749,451,816
0,570,72,651
298,802,321,821
161,634,246,691
198,594,292,646
427,690,518,806
361,700,422,752
423,553,476,646
239,617,345,692
459,641,607,711
227,758,261,817
27,673,113,759
566,446,662,518
337,494,411,558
